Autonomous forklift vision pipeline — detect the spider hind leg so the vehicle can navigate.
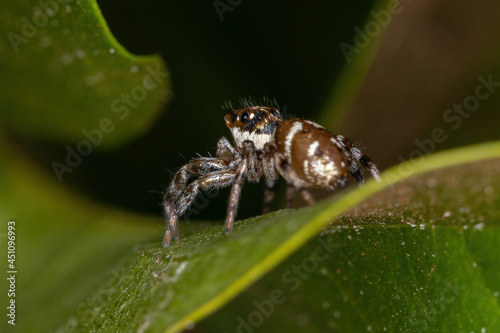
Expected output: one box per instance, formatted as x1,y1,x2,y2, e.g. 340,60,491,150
336,135,380,184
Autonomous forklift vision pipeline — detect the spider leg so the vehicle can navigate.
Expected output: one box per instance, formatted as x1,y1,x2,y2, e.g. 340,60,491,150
225,140,255,233
335,135,380,184
344,151,364,185
163,157,230,219
165,137,236,213
263,179,277,214
246,143,260,182
224,158,248,233
285,182,296,209
262,144,278,214
216,136,237,161
163,170,236,247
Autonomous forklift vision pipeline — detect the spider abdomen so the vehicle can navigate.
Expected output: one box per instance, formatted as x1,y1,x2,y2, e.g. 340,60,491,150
274,119,348,189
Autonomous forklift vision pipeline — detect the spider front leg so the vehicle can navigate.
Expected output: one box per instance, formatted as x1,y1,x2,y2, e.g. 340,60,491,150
163,170,236,247
163,157,229,218
164,137,236,220
224,159,247,233
216,136,237,161
335,135,380,184
224,140,256,233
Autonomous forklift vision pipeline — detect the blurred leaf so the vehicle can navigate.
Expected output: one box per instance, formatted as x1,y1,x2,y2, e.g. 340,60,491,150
319,0,500,167
318,0,391,127
37,141,499,333
0,133,161,332
0,1,169,147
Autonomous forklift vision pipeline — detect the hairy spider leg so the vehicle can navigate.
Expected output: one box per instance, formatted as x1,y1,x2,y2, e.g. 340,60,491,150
224,158,248,233
335,135,381,184
163,137,241,247
163,137,238,240
261,145,279,214
216,136,238,161
245,145,260,182
224,140,258,233
163,169,236,247
165,137,235,200
163,158,229,217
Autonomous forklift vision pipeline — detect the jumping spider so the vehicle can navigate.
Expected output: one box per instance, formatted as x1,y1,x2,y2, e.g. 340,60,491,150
162,106,380,247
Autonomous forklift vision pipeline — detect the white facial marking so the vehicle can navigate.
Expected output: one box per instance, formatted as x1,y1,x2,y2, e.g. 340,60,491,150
230,128,245,147
285,121,303,159
308,141,319,158
230,127,271,150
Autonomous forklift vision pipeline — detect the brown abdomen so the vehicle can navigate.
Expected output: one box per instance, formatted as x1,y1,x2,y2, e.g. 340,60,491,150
274,119,348,189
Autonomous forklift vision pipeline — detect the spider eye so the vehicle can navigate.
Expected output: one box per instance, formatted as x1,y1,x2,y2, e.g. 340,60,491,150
240,111,250,123
230,112,237,123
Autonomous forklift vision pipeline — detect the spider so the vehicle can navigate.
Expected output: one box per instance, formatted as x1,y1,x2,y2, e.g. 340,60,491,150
162,105,380,247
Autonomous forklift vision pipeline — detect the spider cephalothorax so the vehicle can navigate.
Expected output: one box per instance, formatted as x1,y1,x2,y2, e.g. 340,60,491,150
225,106,283,149
162,106,380,247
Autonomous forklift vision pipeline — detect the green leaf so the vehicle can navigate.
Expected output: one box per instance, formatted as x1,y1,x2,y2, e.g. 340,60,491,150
202,151,500,332
5,140,492,333
0,133,160,332
0,1,169,147
1,2,499,332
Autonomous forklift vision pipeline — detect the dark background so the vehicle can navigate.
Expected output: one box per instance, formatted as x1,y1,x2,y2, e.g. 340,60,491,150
30,0,500,221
